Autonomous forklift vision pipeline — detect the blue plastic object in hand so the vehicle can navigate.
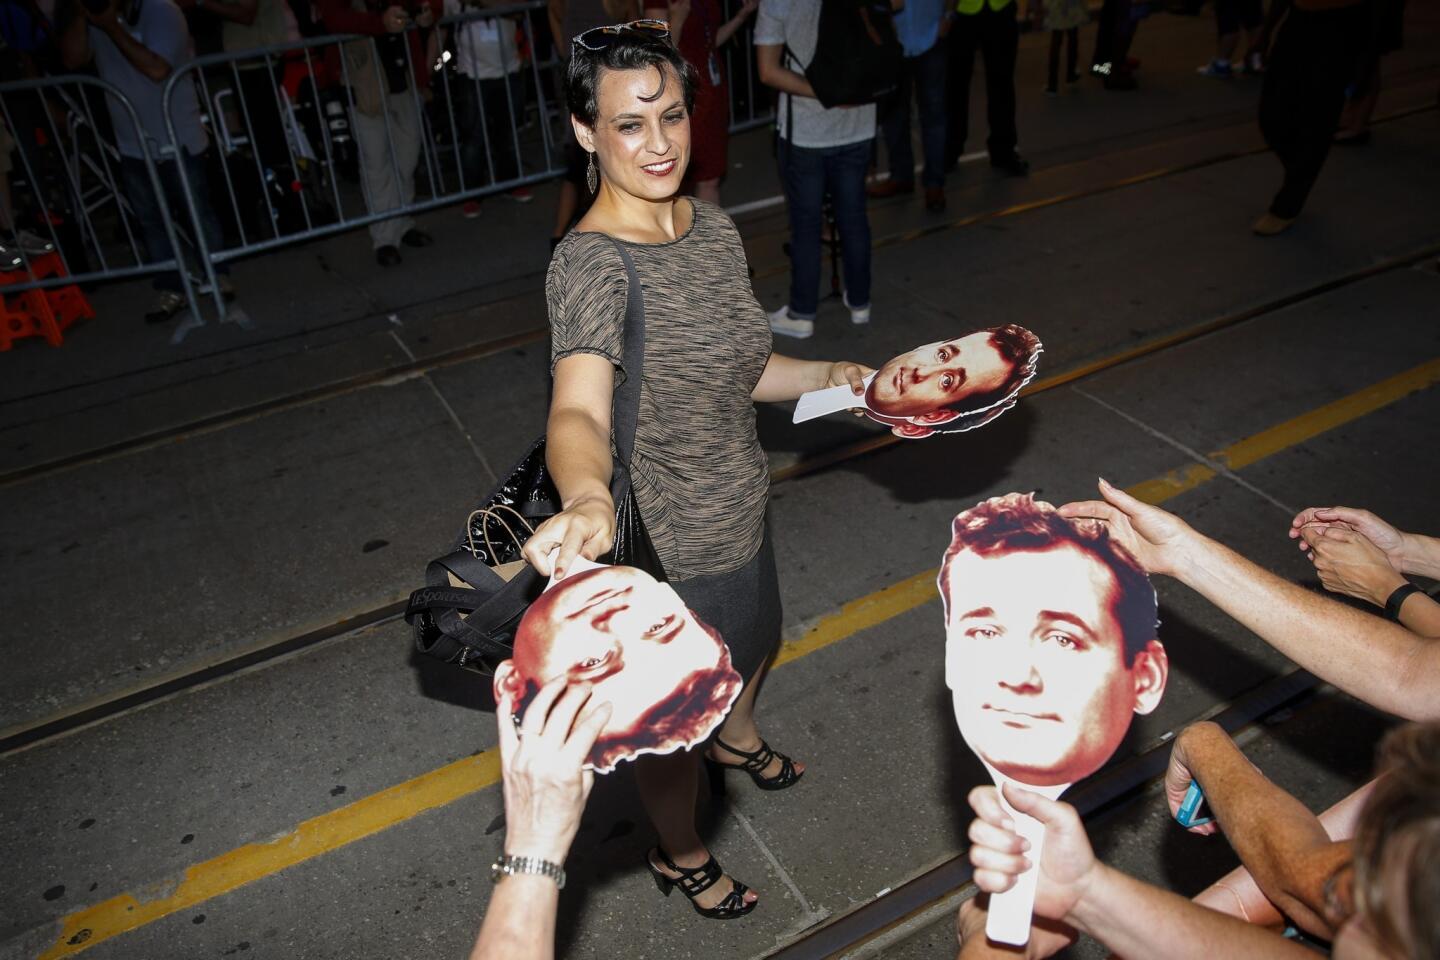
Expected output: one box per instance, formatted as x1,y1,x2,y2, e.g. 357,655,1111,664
1176,780,1213,828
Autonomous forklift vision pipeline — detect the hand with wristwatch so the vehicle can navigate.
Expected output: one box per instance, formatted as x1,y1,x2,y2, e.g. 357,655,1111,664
471,678,610,960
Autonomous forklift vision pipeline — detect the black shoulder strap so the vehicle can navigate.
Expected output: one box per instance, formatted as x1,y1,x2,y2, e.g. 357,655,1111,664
606,236,645,469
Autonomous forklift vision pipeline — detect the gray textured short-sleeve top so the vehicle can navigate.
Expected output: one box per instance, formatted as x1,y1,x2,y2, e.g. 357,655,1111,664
546,200,773,580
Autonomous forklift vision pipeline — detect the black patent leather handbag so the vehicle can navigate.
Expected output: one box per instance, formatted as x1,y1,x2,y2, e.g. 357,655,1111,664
405,238,666,675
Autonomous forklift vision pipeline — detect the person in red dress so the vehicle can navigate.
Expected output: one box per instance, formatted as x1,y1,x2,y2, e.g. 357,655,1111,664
643,0,758,204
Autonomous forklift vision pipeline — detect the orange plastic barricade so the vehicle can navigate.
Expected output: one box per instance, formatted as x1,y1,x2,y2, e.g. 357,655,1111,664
0,252,95,350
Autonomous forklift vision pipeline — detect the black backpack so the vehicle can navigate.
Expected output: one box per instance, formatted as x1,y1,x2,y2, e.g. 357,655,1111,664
800,0,902,109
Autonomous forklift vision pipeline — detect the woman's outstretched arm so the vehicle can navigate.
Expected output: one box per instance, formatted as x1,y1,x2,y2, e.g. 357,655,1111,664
751,353,872,404
522,354,617,578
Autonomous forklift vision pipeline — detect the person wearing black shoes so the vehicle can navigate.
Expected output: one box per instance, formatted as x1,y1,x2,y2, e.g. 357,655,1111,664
943,0,1029,178
1091,0,1141,89
872,0,951,212
375,227,434,267
527,21,872,921
317,0,439,266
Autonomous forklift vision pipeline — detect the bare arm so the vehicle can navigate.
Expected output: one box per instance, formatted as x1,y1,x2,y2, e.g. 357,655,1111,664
715,0,757,47
84,2,174,81
469,681,609,960
1165,723,1350,938
755,42,815,98
1059,481,1440,721
1298,525,1440,638
751,354,871,403
967,784,1314,960
1177,538,1437,719
1404,533,1440,579
520,354,616,578
1288,505,1440,580
1394,592,1440,638
1192,778,1376,929
469,876,559,960
642,0,687,44
1071,865,1316,960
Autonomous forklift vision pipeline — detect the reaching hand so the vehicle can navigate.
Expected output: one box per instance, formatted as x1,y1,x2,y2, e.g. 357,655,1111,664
826,360,874,393
967,784,1097,924
521,494,616,579
955,896,1078,958
1298,524,1407,607
827,360,874,418
1163,723,1223,837
1289,506,1405,572
496,678,612,864
1057,478,1195,577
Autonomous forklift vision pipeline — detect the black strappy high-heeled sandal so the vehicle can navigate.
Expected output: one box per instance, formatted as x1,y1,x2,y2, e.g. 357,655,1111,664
645,847,757,920
704,737,804,795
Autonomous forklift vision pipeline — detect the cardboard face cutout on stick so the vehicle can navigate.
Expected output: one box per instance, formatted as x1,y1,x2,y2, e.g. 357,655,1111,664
937,493,1168,944
792,325,1043,438
493,565,743,774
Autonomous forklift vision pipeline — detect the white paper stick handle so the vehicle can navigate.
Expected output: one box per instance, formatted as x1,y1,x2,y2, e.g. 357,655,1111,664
984,806,1047,945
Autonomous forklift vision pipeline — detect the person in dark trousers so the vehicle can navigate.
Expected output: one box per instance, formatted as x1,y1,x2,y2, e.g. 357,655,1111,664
1090,0,1140,89
60,0,235,322
1252,0,1370,235
1036,0,1088,93
1335,0,1406,144
943,0,1029,177
870,0,949,211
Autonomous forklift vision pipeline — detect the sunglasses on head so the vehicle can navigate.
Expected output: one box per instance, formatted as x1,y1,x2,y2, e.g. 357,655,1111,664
572,18,672,53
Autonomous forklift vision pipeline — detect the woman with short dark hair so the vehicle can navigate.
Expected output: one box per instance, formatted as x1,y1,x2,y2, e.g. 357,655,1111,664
520,22,872,920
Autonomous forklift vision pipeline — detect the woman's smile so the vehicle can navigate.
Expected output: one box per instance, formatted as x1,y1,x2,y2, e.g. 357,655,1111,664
641,158,679,177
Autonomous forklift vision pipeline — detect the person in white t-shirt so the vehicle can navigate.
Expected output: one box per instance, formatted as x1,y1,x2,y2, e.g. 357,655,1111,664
444,0,534,217
754,0,876,339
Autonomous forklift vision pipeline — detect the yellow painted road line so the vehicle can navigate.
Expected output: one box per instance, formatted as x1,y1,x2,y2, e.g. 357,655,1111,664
38,751,502,960
38,355,1440,957
1129,357,1440,503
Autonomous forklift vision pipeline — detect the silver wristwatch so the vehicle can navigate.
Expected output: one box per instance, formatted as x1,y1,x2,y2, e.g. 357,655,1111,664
490,854,566,890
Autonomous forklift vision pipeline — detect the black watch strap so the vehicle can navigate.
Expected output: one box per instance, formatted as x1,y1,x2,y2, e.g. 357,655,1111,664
1384,582,1421,622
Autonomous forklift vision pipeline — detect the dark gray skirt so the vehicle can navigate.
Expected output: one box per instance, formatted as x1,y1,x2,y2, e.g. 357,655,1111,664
671,532,781,684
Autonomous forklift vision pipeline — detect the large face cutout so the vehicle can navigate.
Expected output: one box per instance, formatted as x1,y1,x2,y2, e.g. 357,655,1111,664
493,565,741,773
939,494,1167,788
791,325,1043,438
867,331,1018,418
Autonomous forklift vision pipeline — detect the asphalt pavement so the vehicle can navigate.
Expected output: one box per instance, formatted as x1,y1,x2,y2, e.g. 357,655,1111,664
2,5,1438,959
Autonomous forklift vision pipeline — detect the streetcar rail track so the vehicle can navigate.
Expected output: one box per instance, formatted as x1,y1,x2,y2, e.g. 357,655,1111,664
763,667,1328,960
3,236,1437,757
3,100,1431,493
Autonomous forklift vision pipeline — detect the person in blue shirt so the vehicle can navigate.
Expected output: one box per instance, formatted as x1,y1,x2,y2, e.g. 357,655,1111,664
60,0,234,323
869,0,950,212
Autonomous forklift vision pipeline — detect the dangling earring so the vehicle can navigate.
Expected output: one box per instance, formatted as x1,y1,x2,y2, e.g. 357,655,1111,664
586,151,598,194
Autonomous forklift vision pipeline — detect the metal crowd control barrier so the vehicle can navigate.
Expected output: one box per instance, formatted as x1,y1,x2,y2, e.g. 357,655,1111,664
163,1,567,338
3,2,773,346
0,74,206,342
